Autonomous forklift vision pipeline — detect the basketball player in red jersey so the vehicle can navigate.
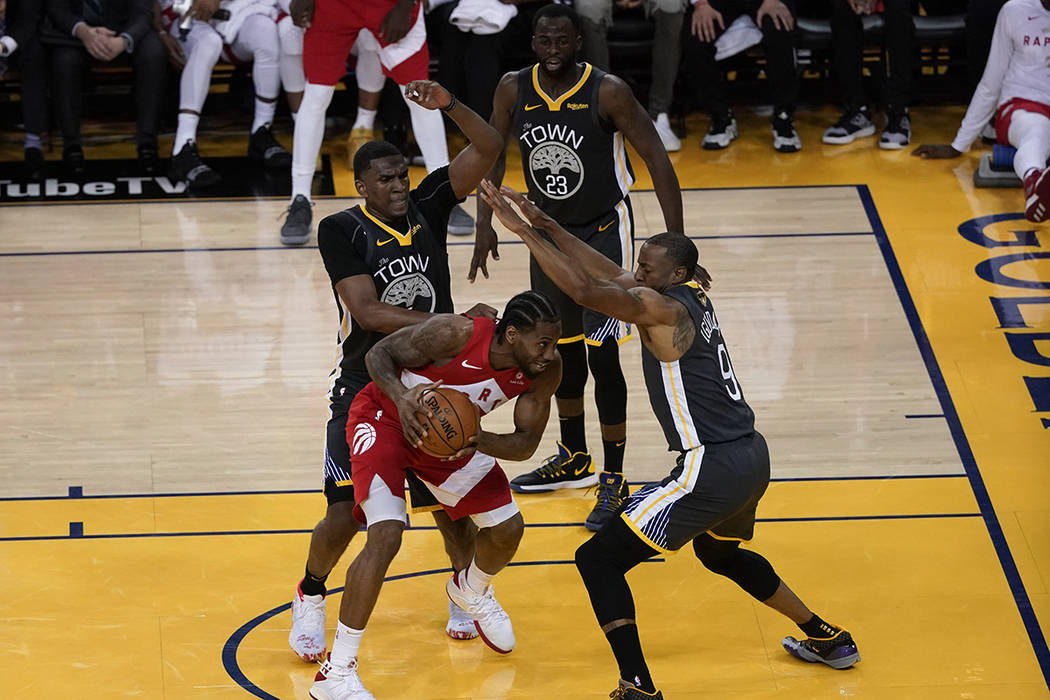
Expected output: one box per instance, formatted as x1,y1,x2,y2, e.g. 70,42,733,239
280,0,449,244
310,291,562,700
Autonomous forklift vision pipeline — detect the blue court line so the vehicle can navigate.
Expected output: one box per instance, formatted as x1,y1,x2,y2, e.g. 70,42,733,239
0,231,874,258
0,512,982,543
0,472,967,502
858,184,1050,689
905,413,947,419
220,557,664,700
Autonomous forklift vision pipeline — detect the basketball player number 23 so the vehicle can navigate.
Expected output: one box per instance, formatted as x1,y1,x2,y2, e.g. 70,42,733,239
546,174,568,195
718,343,742,401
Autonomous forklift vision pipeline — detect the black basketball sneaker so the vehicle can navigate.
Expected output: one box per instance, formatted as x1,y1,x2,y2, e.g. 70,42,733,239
585,471,629,531
509,442,596,492
782,626,861,669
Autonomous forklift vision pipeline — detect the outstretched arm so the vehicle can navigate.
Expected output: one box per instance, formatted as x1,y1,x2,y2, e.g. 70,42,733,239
481,181,635,287
475,355,562,462
365,314,474,447
404,80,504,200
480,181,681,329
601,75,683,234
470,72,519,282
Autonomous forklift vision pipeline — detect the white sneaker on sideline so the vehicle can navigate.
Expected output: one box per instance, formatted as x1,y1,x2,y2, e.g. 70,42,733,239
446,598,480,640
289,582,328,662
653,113,681,152
310,655,376,700
446,570,515,653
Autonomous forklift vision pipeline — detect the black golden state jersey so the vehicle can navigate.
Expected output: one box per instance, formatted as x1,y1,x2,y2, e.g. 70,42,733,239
513,63,634,226
641,283,756,450
317,169,458,401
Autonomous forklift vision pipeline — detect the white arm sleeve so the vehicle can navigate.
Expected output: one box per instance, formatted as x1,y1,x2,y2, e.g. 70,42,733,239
951,6,1014,152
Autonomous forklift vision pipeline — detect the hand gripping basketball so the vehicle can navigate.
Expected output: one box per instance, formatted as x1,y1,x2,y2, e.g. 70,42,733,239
416,387,480,459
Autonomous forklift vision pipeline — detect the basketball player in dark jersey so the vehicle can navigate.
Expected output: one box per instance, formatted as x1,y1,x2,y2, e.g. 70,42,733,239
288,79,505,665
481,181,861,700
470,3,685,532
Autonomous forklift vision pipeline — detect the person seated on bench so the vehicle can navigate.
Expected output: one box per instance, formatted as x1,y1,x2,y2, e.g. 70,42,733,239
41,0,168,176
1,0,48,179
157,0,292,189
912,0,1050,223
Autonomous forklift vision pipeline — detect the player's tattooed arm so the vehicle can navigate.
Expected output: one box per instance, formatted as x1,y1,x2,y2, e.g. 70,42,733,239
365,315,474,444
670,303,696,355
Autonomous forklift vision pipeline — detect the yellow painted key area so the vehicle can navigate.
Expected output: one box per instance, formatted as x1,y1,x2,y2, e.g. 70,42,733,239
1,106,1048,698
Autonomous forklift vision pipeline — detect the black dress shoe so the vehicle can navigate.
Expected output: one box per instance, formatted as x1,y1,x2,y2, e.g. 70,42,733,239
138,143,159,175
63,147,85,177
24,147,45,181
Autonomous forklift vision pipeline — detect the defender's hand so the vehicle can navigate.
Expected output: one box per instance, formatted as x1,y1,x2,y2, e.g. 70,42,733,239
478,180,534,239
468,223,500,283
403,80,452,111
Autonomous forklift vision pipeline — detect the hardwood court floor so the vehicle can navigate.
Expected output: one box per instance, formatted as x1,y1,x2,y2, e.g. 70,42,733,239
0,106,1047,698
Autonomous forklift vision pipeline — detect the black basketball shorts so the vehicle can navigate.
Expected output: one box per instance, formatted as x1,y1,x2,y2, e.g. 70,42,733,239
620,431,771,552
530,196,635,346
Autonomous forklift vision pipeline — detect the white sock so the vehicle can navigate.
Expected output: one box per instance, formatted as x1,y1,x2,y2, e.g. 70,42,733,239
353,107,377,131
329,622,364,668
401,86,449,173
291,82,335,201
252,99,277,134
174,113,200,155
465,558,494,594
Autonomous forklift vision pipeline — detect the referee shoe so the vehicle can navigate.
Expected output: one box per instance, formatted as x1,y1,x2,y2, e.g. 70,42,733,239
782,627,860,669
510,442,597,492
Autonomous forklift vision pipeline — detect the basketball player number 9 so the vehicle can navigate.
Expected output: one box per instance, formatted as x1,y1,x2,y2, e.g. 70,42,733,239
717,343,742,401
546,174,568,195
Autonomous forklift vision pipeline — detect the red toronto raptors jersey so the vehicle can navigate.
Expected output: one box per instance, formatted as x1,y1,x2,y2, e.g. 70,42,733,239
361,317,532,419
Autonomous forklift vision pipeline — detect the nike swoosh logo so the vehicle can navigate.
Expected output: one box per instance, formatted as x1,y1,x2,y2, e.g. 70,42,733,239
462,360,482,369
377,237,397,246
524,104,543,111
573,463,590,476
597,220,615,232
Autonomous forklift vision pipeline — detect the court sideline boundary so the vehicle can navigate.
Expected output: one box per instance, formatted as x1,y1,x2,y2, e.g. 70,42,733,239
859,184,1050,689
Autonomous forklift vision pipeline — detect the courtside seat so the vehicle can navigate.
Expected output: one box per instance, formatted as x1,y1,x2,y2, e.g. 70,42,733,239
796,14,885,51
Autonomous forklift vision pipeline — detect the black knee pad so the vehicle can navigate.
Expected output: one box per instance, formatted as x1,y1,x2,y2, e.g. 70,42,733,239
693,536,780,602
555,339,588,400
587,340,627,425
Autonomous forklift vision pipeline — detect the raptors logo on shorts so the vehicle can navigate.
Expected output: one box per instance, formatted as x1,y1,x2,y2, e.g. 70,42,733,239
351,423,376,455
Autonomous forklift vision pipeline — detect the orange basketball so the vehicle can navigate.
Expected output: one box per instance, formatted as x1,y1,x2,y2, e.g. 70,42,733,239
417,387,480,458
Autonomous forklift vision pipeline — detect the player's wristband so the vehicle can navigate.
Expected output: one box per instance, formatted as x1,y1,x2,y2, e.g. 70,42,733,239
440,94,458,113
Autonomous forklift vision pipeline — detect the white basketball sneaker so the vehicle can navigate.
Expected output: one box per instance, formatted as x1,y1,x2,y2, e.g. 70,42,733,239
446,570,515,654
653,113,681,153
310,655,376,700
446,598,480,640
289,581,328,662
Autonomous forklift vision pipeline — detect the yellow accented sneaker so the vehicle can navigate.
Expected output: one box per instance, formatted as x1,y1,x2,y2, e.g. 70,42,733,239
510,441,596,492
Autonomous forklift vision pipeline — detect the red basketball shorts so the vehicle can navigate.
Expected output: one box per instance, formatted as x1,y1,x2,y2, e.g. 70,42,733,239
996,98,1050,146
345,390,515,526
303,0,429,86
